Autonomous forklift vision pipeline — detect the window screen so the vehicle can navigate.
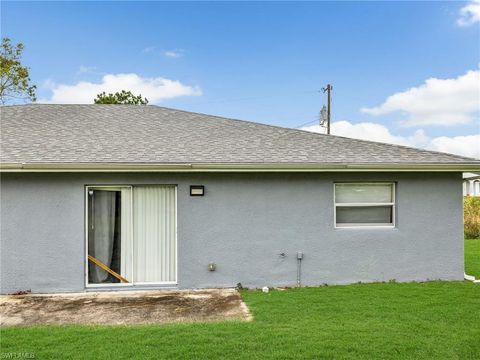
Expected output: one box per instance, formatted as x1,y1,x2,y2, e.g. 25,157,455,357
334,183,395,228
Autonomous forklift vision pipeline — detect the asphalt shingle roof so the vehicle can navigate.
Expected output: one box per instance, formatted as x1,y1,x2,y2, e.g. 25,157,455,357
0,104,477,165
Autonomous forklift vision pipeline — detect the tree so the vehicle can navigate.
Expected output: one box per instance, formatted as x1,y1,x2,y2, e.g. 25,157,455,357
0,38,36,104
94,90,148,104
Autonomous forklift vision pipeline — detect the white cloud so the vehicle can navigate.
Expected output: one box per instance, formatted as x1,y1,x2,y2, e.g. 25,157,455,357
361,70,480,127
328,120,413,146
457,0,480,26
42,73,202,104
428,135,480,158
302,121,480,159
141,47,184,58
164,49,184,58
76,65,96,75
141,46,156,53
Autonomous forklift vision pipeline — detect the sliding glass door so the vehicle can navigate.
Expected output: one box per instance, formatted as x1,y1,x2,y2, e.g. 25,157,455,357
86,185,176,286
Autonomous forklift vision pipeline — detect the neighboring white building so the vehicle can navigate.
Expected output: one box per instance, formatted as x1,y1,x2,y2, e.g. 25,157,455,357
463,173,480,196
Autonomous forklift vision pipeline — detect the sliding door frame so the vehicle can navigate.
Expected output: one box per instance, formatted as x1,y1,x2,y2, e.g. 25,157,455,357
84,185,178,288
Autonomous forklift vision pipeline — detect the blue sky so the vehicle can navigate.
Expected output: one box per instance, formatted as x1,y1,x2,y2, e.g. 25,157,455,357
2,1,479,157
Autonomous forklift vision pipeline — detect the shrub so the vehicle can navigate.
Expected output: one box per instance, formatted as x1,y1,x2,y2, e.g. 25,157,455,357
464,196,480,239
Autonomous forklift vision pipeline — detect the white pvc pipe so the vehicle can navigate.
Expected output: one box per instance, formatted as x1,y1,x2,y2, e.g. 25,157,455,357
464,273,476,281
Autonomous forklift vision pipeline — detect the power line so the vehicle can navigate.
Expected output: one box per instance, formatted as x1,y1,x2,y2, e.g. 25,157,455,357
294,119,318,129
178,88,326,131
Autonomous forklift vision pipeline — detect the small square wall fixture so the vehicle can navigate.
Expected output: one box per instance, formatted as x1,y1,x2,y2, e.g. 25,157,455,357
190,185,205,196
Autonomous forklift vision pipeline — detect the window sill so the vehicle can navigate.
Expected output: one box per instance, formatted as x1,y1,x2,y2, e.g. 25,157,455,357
334,225,396,230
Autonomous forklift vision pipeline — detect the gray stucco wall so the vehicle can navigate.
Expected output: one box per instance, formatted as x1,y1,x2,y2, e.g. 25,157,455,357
0,172,464,294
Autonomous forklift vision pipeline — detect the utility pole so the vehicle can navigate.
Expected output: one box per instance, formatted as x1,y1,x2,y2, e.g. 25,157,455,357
321,84,333,135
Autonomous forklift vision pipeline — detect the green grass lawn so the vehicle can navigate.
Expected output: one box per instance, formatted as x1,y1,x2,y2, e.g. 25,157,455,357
2,281,479,359
465,238,480,278
1,240,478,359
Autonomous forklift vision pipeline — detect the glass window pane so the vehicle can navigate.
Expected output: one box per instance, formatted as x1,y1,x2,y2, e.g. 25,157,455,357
336,206,393,225
335,183,393,203
88,190,125,284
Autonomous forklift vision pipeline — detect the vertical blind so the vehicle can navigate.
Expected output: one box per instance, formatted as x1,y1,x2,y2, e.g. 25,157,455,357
133,186,177,283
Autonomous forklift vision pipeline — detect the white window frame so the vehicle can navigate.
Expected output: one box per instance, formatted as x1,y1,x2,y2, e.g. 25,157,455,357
84,185,178,288
333,182,396,229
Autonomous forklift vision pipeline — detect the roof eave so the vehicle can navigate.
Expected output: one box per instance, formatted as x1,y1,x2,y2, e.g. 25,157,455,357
1,162,480,172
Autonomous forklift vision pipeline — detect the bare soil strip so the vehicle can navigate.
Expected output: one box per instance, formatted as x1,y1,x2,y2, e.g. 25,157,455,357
0,289,252,326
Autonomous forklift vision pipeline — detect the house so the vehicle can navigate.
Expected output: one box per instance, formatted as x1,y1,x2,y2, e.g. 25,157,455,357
1,104,479,294
463,173,480,196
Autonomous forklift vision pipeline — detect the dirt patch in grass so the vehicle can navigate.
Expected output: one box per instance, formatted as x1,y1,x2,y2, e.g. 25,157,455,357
0,289,251,326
